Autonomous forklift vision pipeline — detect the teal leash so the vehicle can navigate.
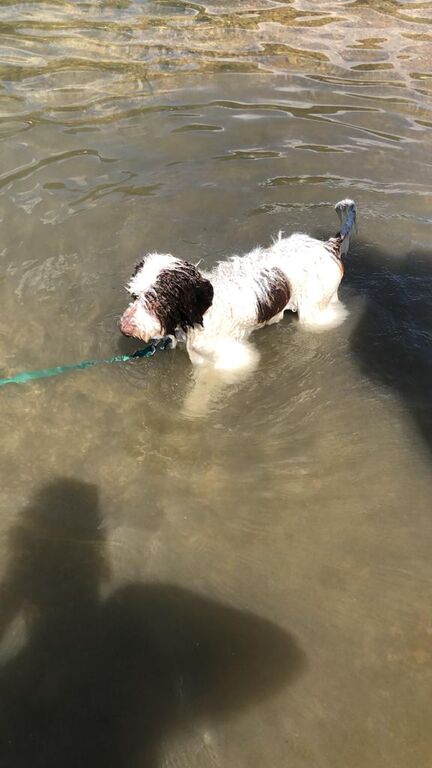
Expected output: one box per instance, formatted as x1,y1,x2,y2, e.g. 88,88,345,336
0,338,171,389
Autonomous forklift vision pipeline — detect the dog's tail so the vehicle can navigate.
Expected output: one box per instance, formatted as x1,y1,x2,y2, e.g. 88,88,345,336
333,198,357,257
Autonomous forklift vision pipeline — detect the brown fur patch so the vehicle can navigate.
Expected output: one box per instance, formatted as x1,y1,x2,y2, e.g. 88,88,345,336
145,262,214,336
256,268,291,324
325,235,344,276
325,234,342,257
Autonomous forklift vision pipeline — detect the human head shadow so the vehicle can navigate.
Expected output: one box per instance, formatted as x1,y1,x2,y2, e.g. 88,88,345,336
0,479,306,768
343,240,432,455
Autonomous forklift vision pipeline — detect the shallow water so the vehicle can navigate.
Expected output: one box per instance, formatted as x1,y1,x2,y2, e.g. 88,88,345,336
1,1,432,766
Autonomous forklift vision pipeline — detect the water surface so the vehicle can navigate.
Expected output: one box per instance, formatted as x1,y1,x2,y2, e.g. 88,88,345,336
1,2,432,766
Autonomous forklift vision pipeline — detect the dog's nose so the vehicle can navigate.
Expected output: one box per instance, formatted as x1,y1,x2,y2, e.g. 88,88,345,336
120,321,134,337
120,310,136,337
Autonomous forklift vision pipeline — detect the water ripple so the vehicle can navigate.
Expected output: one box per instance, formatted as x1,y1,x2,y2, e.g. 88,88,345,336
1,0,431,130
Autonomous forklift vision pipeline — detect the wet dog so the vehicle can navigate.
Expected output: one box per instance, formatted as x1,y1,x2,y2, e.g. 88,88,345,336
120,199,357,370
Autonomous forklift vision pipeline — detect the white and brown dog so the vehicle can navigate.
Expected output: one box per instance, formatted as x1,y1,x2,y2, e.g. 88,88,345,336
120,199,357,371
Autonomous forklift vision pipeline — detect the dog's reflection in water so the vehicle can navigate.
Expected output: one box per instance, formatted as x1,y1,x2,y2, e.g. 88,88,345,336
0,479,305,768
183,342,259,417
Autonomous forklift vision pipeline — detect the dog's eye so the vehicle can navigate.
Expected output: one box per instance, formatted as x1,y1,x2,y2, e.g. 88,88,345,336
131,293,138,301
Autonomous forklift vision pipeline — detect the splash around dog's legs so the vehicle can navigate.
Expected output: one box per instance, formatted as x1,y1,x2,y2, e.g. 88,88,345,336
186,336,259,372
297,299,348,330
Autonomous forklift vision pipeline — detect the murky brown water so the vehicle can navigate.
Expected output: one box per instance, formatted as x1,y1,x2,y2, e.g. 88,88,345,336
1,1,432,766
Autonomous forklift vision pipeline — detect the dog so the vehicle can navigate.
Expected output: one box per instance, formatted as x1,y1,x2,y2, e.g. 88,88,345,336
120,199,357,371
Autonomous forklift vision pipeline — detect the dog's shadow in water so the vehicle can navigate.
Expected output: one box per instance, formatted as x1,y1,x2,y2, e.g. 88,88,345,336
344,242,432,456
0,479,305,768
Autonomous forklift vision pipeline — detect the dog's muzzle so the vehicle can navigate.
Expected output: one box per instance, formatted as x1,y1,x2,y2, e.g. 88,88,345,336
120,306,138,337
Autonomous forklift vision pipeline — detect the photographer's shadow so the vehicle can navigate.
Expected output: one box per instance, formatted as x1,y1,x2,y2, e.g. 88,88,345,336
0,480,305,768
346,244,432,455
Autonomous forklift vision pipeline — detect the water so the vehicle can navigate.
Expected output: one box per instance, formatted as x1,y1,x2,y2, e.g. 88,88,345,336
1,1,432,765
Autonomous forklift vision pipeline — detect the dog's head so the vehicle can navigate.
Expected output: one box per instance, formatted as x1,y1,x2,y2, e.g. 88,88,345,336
120,253,214,342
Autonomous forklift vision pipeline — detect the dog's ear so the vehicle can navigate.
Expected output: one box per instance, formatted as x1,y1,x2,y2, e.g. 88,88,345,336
151,261,214,336
182,265,214,330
